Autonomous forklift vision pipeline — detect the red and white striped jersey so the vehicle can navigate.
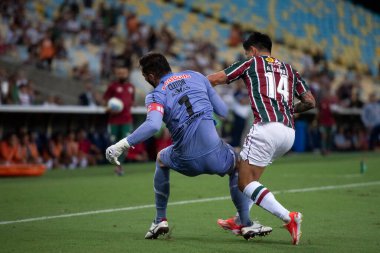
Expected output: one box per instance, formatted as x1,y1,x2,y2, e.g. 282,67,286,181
224,55,309,128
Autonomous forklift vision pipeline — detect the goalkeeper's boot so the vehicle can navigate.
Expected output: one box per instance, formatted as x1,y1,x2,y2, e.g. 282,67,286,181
241,222,273,240
217,217,243,235
144,219,169,239
284,212,302,245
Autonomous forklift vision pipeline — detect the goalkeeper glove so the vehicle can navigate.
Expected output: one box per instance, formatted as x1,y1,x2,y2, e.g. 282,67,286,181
105,138,131,166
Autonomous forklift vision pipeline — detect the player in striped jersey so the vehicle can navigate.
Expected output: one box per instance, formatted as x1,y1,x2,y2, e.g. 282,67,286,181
208,32,316,245
105,53,272,240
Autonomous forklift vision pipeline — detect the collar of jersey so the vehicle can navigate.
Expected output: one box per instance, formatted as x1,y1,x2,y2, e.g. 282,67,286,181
158,72,174,88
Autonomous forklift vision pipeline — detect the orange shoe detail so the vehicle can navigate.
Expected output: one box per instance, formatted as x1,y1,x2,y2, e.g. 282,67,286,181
217,217,243,235
284,212,303,245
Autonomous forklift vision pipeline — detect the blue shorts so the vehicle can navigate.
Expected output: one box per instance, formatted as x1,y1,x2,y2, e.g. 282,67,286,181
159,141,236,177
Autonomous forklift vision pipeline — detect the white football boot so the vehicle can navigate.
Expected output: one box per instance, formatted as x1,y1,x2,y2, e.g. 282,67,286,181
241,222,273,240
144,219,169,239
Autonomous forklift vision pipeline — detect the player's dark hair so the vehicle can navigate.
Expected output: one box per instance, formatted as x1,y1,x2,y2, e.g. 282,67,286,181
243,32,272,53
139,52,172,79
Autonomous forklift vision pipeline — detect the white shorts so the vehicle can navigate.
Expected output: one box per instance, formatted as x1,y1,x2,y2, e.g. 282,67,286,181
240,122,295,167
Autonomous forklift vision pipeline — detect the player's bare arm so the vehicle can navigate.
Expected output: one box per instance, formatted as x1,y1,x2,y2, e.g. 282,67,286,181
294,91,316,113
207,71,228,86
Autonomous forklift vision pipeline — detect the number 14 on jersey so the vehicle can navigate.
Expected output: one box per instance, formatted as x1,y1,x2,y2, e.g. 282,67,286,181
265,73,289,102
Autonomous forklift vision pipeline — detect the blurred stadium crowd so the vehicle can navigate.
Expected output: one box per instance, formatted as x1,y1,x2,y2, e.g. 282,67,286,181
0,127,172,169
1,0,380,168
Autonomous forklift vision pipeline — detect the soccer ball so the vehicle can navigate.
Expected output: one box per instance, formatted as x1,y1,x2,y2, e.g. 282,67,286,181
107,97,124,113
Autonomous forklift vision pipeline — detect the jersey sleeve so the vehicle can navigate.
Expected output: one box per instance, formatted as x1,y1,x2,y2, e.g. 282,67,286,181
145,91,166,114
224,58,253,84
204,76,228,118
294,70,310,99
126,91,166,146
126,110,163,146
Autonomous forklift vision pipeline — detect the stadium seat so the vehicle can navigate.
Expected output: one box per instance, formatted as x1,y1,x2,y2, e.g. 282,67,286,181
2,0,379,84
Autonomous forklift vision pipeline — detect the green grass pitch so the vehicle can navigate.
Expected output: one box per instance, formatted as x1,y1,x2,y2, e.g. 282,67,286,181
1,153,380,253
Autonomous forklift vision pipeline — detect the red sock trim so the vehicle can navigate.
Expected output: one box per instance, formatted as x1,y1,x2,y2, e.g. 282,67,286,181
256,189,270,206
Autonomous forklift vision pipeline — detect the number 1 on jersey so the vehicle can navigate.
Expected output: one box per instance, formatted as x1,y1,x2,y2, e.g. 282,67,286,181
265,73,289,102
178,95,194,116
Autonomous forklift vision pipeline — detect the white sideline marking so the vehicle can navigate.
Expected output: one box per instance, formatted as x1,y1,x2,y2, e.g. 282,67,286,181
1,181,379,225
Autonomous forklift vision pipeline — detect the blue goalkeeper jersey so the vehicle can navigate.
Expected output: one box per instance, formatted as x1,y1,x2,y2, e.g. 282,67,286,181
145,71,218,155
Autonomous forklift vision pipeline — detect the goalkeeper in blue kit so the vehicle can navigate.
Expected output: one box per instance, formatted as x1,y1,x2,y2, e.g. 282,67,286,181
106,53,272,239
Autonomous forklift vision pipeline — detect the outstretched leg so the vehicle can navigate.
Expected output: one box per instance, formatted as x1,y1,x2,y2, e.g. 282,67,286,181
154,159,170,223
238,160,290,221
238,159,302,244
218,147,272,237
145,151,170,239
228,170,252,228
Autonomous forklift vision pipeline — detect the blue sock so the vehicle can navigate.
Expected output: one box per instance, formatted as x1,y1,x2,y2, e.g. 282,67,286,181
154,161,170,224
229,171,252,227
